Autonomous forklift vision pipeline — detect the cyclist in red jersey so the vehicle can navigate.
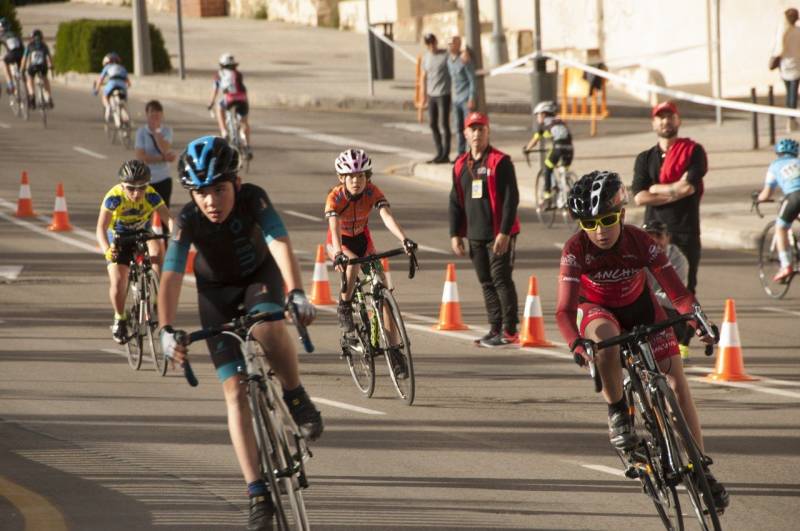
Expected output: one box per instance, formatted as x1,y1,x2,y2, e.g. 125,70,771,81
555,171,729,511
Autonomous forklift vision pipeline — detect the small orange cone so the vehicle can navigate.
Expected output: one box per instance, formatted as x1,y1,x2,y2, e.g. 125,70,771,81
705,299,757,382
433,263,469,330
151,211,163,235
15,171,35,218
48,182,72,231
520,275,554,347
185,246,197,275
309,244,336,305
381,256,393,290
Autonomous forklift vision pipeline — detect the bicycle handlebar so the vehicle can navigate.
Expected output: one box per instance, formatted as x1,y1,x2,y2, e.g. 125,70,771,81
114,230,169,247
580,304,720,393
172,304,315,386
338,247,418,294
750,191,775,219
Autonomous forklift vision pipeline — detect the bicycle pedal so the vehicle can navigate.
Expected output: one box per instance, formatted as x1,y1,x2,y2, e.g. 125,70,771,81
624,466,640,479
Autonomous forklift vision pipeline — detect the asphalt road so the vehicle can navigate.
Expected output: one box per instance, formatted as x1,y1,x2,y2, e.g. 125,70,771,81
1,87,798,531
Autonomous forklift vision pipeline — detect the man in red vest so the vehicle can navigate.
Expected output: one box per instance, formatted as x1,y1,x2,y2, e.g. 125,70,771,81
449,112,521,347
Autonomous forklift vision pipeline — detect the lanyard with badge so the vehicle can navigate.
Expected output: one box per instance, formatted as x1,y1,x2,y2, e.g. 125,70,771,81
467,158,489,199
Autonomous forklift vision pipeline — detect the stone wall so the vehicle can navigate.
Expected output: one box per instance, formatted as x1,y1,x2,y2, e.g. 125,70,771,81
266,0,338,26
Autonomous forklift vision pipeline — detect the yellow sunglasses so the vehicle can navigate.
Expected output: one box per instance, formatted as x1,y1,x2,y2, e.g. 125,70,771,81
578,211,622,231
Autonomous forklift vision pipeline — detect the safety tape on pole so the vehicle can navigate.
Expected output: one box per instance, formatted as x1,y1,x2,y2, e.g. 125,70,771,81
368,27,417,64
483,50,800,119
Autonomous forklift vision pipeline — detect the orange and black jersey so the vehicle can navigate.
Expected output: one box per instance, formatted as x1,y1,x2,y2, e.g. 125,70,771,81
324,183,389,237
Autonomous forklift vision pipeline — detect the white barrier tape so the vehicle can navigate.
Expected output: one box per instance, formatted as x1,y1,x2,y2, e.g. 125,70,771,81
486,50,800,119
368,27,417,64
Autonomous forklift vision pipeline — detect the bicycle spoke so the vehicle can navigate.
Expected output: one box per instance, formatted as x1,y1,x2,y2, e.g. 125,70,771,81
342,292,376,397
378,289,415,405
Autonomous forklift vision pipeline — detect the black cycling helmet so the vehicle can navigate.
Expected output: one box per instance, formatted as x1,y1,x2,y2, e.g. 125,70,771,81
0,18,9,32
31,29,43,40
567,170,626,219
118,160,151,184
178,135,239,190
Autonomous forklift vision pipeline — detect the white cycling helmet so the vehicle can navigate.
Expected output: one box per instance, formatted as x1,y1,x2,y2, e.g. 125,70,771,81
219,53,237,67
335,148,372,176
533,100,557,115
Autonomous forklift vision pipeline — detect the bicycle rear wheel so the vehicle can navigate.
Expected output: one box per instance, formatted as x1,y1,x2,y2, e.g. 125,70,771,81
378,289,415,405
559,171,577,225
758,221,791,299
535,168,556,227
342,296,376,397
655,378,722,531
124,271,144,370
18,77,29,121
626,378,683,530
143,270,167,375
37,81,46,128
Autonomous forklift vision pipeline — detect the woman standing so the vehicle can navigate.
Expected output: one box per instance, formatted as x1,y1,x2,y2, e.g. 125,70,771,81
773,8,800,131
135,100,177,205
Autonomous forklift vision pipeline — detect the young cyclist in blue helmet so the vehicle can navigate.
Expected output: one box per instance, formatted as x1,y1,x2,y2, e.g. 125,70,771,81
756,137,800,282
158,135,322,530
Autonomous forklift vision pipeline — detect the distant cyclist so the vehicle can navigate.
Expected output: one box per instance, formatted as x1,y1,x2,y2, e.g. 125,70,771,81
96,160,172,344
756,137,800,282
208,53,252,159
524,100,574,201
22,29,54,109
92,52,130,124
555,170,729,512
158,136,322,530
0,17,23,96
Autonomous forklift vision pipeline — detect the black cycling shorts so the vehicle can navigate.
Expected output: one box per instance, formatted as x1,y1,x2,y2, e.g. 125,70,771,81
196,258,285,382
27,64,47,78
107,231,139,266
545,143,574,169
221,99,249,117
777,190,800,228
3,49,22,65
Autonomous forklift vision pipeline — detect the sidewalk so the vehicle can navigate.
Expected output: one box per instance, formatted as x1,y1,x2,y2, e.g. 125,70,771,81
18,3,786,250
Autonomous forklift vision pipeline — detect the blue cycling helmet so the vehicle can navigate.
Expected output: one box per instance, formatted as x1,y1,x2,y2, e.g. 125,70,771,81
179,136,240,190
775,138,799,156
0,18,9,32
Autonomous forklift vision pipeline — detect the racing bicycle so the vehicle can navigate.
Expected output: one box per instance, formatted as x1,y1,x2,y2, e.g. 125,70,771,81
96,85,132,148
338,247,418,405
7,62,28,120
209,104,250,173
174,304,314,531
578,305,723,531
116,230,169,374
523,146,576,227
30,69,50,127
751,192,799,298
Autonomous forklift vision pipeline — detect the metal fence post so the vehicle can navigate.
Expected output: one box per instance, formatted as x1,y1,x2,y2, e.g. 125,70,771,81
768,85,776,146
751,87,759,150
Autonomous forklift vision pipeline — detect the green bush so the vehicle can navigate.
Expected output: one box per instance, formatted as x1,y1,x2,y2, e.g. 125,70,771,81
0,0,22,36
53,19,171,74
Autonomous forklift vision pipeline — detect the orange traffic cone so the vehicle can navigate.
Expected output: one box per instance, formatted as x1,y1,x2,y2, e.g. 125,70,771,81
520,275,554,347
151,211,163,235
185,246,197,275
309,244,335,305
48,182,72,231
381,256,393,290
433,263,469,330
15,171,35,218
705,299,757,382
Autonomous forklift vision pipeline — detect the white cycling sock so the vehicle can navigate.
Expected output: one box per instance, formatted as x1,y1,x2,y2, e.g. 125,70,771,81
779,250,792,269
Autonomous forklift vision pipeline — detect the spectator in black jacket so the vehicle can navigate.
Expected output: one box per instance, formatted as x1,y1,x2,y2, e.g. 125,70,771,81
449,112,521,347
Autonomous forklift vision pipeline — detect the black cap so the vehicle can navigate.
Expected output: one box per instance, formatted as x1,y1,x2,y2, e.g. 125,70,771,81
423,33,437,45
642,220,668,235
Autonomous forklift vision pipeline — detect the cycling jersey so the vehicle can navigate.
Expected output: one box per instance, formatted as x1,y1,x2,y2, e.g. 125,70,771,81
101,184,164,235
163,183,288,285
324,182,389,237
533,116,572,145
555,225,696,349
24,40,49,66
214,68,247,104
100,63,128,97
1,31,22,64
765,156,800,195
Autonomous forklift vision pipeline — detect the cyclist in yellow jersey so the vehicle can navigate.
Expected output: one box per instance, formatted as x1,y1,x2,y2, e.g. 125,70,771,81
96,160,173,343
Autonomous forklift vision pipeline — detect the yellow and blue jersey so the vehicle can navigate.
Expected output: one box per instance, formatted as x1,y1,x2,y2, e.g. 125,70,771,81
101,183,164,235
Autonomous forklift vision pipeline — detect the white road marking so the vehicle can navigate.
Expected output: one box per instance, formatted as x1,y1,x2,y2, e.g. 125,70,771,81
73,146,108,160
0,265,23,281
553,242,563,249
311,397,386,415
417,244,450,255
687,376,800,399
284,209,322,222
35,214,97,241
383,122,526,134
758,306,800,318
0,210,99,253
0,121,10,129
577,463,626,477
685,366,800,387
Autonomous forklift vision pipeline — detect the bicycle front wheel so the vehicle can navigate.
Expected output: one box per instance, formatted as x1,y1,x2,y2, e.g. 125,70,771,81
758,221,791,298
378,289,415,405
559,171,577,225
656,378,722,531
19,82,29,121
534,168,556,227
124,272,144,370
143,270,167,375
